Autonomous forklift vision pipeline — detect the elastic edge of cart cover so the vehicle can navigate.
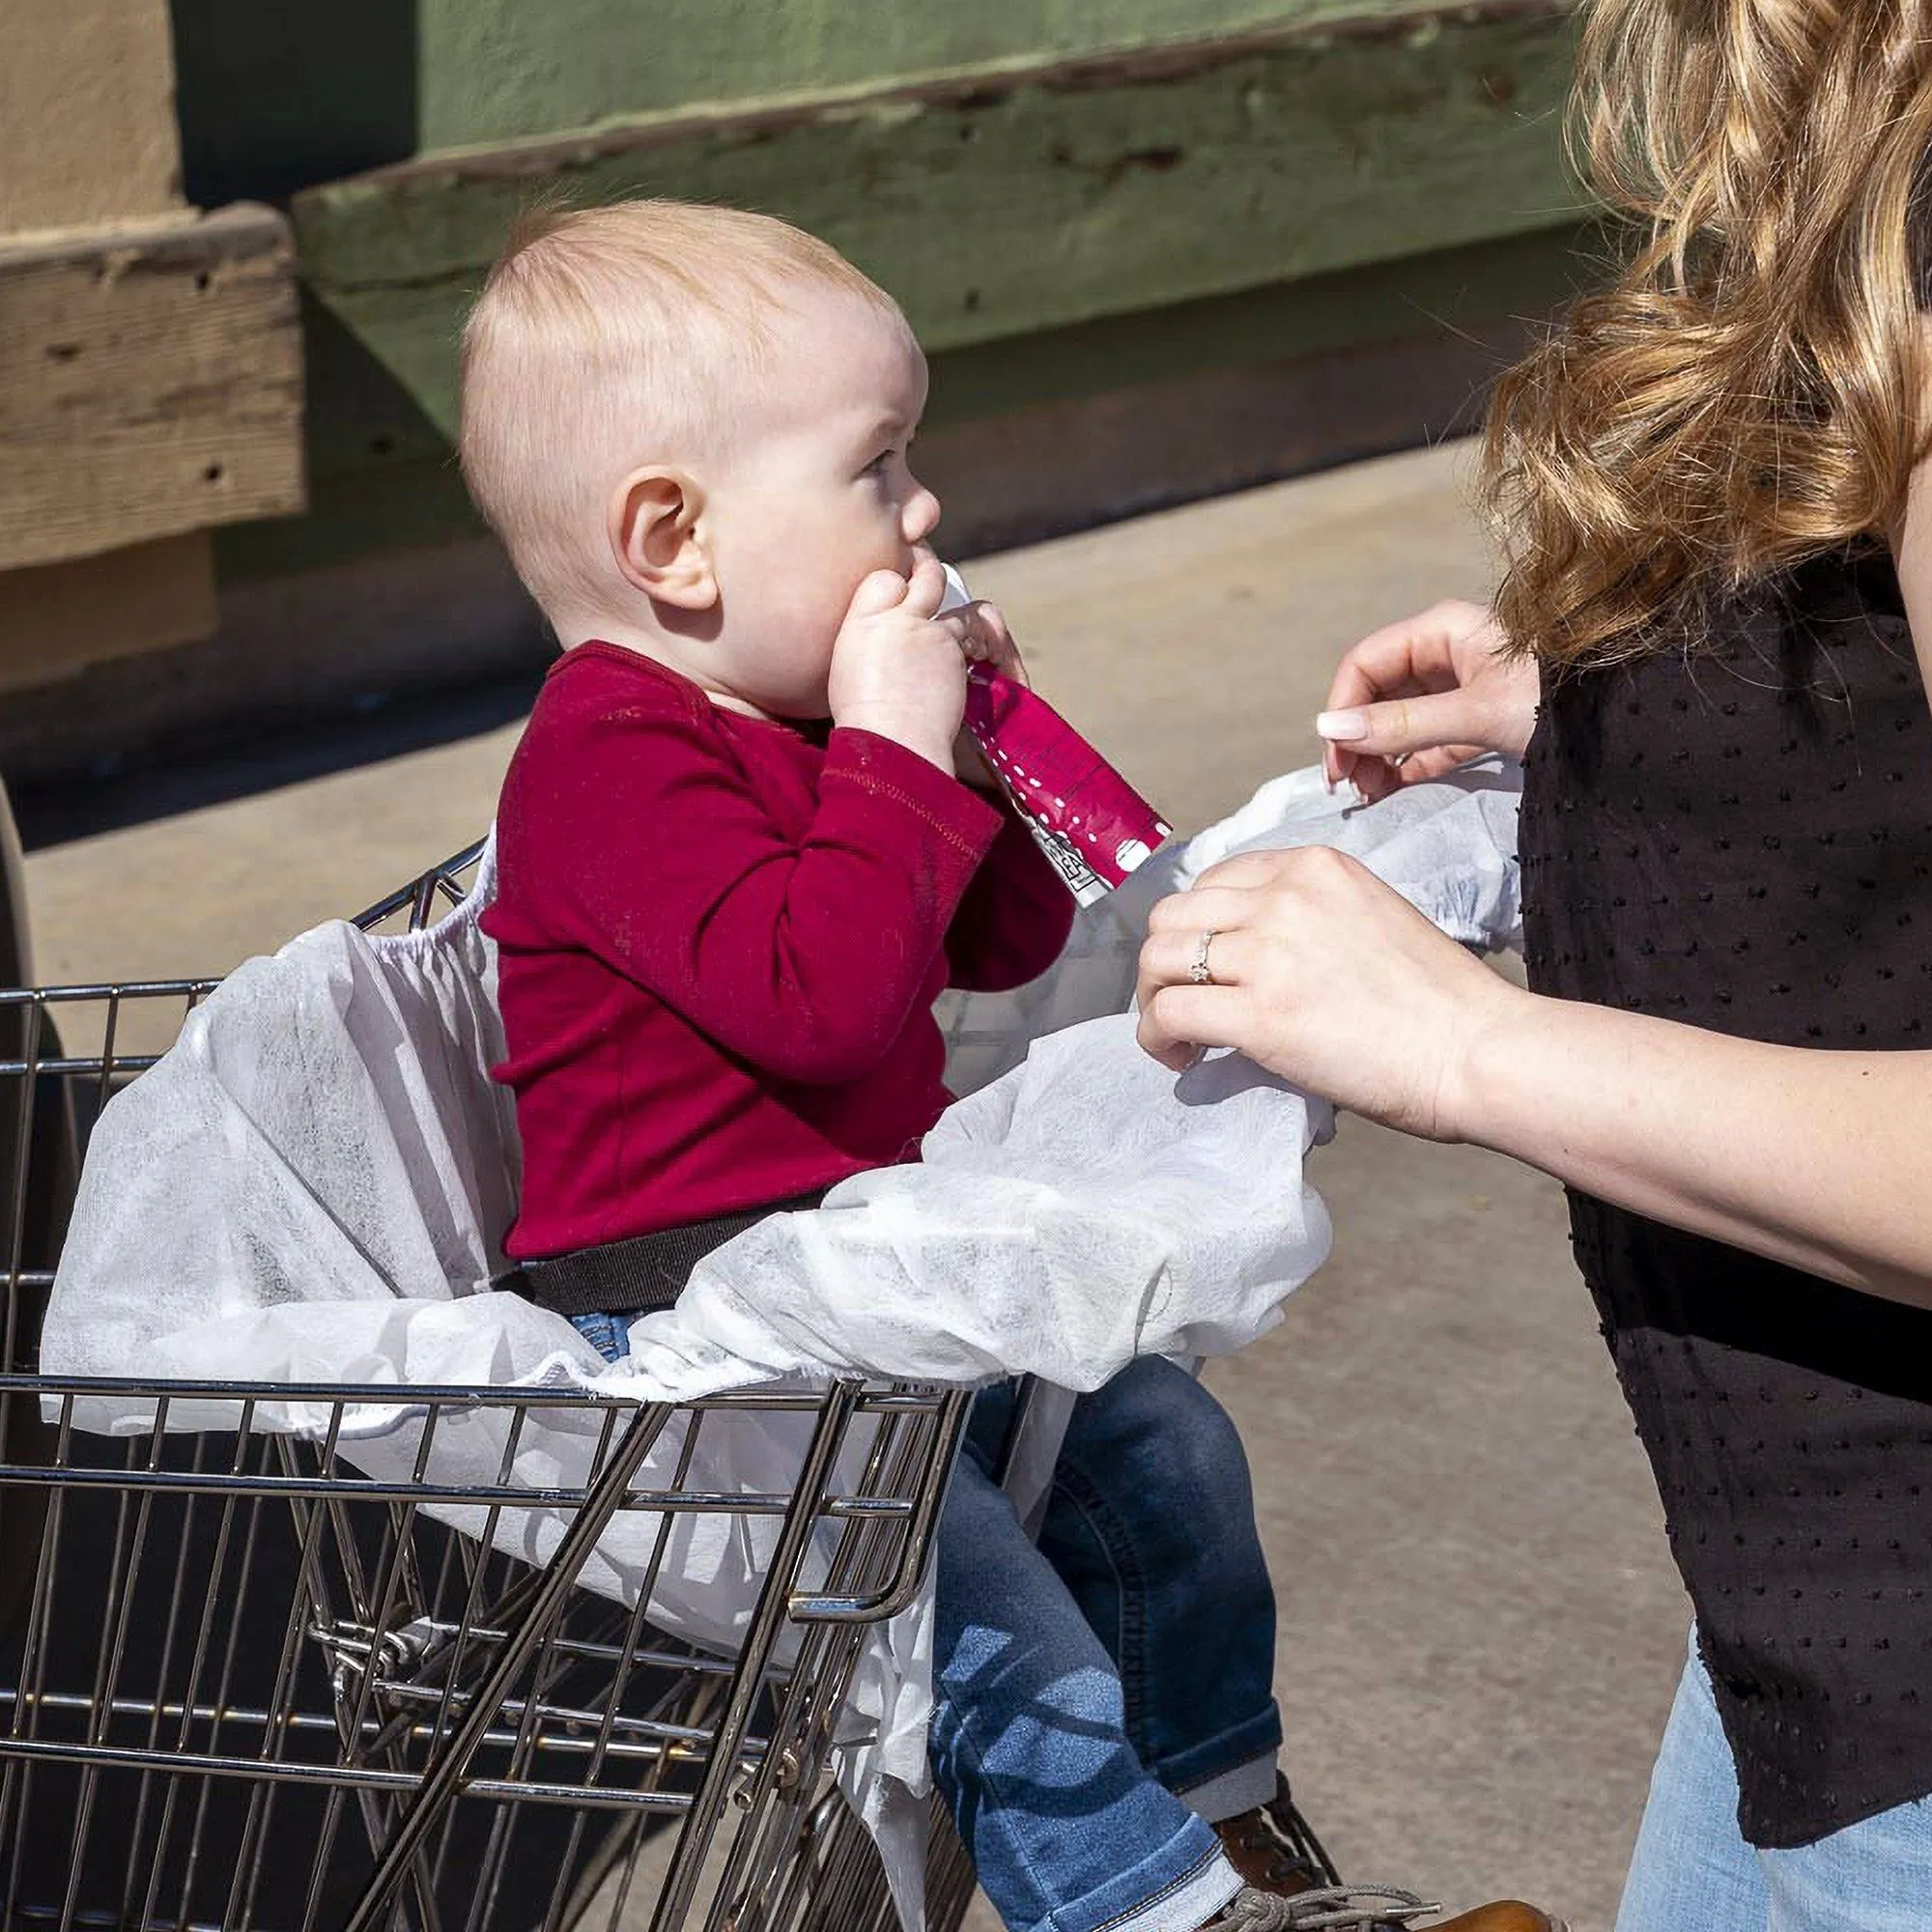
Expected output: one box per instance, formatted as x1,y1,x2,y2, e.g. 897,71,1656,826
43,755,1520,1418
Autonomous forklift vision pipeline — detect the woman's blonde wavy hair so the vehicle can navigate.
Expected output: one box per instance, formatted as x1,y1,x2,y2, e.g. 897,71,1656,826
1482,0,1932,666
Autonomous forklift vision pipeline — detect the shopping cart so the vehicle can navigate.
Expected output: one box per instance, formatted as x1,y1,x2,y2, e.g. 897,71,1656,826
0,844,989,1932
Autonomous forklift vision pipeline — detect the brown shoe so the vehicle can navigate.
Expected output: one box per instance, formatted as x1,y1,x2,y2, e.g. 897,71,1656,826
1205,1889,1568,1930
1427,1912,1568,1932
1212,1774,1341,1896
1208,1777,1568,1932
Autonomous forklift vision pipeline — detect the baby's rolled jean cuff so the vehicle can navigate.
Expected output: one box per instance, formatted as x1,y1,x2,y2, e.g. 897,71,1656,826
1064,1835,1241,1932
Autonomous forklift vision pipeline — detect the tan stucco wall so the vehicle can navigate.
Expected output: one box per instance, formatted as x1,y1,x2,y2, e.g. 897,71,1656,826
0,0,183,236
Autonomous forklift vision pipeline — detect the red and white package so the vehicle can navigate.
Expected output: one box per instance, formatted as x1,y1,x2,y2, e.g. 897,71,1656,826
940,561,1172,903
962,666,1173,904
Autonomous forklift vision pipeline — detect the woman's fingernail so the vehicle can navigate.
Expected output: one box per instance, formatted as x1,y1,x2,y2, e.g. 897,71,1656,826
1316,709,1369,743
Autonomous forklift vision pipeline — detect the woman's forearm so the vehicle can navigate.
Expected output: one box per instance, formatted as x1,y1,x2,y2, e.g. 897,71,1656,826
1460,993,1932,1307
1138,846,1932,1308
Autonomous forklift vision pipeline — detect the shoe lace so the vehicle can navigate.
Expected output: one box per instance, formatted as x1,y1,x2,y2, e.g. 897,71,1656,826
1226,1816,1327,1891
1268,1776,1341,1884
1216,1882,1439,1930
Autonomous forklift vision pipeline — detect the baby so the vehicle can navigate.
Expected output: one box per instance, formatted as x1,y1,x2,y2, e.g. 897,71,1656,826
462,200,1550,1932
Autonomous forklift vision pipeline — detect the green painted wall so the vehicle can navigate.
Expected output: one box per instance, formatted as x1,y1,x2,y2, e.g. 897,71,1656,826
168,0,1595,594
299,8,1581,442
415,0,1439,150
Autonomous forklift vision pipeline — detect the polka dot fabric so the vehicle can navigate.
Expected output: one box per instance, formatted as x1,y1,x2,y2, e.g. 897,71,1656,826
1519,544,1932,1849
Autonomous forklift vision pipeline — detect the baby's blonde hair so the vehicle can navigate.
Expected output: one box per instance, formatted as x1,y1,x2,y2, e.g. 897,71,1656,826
460,199,903,624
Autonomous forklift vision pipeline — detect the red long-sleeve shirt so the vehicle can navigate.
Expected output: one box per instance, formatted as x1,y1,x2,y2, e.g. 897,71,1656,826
483,642,1073,1261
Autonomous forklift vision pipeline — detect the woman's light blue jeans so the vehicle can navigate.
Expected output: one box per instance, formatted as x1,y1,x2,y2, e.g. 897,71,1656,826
1617,1630,1932,1932
929,1358,1283,1932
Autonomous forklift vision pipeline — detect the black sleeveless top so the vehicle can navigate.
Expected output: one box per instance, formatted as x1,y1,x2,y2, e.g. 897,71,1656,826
1518,546,1932,1848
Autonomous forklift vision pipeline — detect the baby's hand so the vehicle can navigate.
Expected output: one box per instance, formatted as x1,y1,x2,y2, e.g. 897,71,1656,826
829,552,974,773
959,599,1029,686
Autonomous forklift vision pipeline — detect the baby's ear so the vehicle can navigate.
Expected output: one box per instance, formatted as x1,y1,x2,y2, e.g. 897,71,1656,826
610,468,717,610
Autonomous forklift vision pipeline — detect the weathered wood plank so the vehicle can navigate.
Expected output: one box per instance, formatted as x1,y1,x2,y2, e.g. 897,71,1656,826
0,204,306,573
0,533,215,696
294,2,1581,440
0,0,183,236
414,0,1569,149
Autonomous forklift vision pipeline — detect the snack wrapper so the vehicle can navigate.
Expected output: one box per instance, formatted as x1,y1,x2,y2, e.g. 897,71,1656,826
941,564,1173,904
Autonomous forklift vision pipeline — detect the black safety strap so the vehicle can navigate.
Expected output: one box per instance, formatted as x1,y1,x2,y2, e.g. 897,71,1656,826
500,1189,831,1318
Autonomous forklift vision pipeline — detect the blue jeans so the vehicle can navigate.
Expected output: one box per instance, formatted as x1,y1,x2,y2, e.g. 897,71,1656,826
930,1359,1281,1932
571,1315,1276,1932
1617,1630,1932,1932
569,1308,634,1363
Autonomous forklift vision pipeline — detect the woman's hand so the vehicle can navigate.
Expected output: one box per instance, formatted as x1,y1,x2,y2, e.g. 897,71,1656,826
1317,601,1539,801
1134,847,1521,1140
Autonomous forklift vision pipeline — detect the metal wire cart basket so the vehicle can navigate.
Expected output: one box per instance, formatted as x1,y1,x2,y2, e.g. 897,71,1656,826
0,847,981,1932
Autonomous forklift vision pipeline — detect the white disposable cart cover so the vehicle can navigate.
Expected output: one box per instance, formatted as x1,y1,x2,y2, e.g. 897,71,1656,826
43,753,1520,1923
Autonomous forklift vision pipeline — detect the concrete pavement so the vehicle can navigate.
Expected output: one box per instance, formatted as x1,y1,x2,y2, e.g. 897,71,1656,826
22,439,1687,1930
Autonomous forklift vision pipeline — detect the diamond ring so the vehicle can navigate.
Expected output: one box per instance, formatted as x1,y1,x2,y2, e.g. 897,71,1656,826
1189,929,1218,986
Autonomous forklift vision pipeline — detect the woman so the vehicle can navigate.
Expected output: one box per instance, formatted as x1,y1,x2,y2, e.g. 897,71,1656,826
1137,5,1932,1929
